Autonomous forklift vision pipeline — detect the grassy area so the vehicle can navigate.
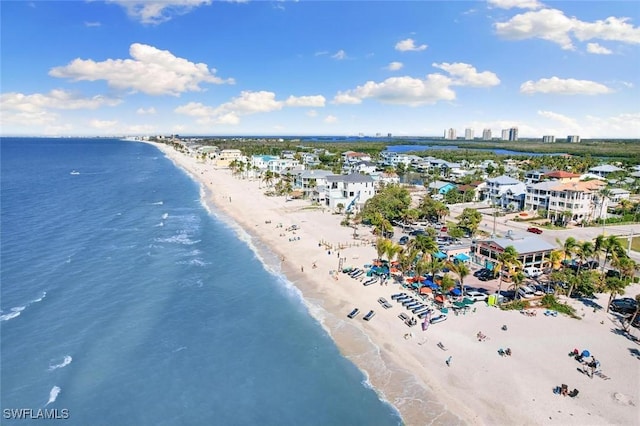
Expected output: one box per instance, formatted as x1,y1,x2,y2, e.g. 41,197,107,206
616,236,640,253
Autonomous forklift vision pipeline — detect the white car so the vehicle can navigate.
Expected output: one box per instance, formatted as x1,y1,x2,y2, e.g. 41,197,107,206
517,285,536,299
465,291,488,302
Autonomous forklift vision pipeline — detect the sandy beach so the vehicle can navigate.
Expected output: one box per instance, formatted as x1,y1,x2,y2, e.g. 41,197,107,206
146,141,639,426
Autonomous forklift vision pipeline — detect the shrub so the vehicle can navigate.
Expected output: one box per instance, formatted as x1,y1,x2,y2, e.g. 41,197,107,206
541,295,578,318
500,299,529,311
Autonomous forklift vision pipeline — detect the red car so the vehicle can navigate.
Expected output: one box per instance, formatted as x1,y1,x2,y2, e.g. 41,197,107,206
527,227,543,234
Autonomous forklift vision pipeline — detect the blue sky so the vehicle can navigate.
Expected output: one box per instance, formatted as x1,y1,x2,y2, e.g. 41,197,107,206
1,0,639,138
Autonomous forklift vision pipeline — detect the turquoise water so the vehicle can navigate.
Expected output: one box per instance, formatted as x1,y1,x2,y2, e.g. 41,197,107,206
0,138,402,425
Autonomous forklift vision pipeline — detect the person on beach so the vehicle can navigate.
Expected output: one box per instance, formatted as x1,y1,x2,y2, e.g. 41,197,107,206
446,356,452,367
301,266,304,273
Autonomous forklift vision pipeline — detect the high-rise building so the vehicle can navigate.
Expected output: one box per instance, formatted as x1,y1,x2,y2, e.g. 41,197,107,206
482,128,492,140
542,135,555,143
567,135,581,143
444,128,457,140
464,128,474,140
508,127,519,141
501,129,510,141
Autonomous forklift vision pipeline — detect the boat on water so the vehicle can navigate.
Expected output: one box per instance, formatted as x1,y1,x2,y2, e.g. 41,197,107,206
70,170,80,175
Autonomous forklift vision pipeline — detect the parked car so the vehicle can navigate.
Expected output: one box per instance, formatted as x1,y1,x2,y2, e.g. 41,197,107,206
398,236,409,245
466,290,488,302
517,285,536,299
478,270,497,281
440,226,448,233
531,284,546,296
474,268,490,277
523,267,543,278
610,298,638,316
527,227,543,234
409,229,426,236
582,260,599,270
606,269,621,279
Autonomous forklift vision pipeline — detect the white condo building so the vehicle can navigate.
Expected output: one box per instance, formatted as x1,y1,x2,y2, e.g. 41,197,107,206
465,128,474,140
482,129,492,141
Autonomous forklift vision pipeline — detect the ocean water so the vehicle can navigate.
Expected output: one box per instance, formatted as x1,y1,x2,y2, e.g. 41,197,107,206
0,138,402,425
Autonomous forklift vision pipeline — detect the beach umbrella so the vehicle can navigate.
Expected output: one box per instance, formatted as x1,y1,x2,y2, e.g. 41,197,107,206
581,350,590,358
419,287,432,295
450,288,461,296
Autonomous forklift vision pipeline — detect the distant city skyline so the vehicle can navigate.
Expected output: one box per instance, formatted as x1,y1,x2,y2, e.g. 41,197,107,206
1,1,639,138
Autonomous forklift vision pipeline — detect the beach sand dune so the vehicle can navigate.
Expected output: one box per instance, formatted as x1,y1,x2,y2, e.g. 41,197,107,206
148,141,639,426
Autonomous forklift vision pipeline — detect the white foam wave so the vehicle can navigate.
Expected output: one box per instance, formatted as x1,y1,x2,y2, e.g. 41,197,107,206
176,258,209,267
32,292,47,303
0,306,25,322
155,233,200,245
151,201,164,205
155,222,165,227
45,386,61,406
172,346,187,353
48,356,72,371
162,213,169,220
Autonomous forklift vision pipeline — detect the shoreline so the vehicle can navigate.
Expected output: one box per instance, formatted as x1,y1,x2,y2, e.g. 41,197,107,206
142,140,639,426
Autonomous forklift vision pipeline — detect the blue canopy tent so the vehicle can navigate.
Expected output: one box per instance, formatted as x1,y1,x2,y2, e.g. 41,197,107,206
434,251,447,260
454,253,470,262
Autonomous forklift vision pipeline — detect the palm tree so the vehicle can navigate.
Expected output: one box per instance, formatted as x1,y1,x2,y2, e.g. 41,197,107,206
384,242,402,263
425,258,445,281
409,235,439,262
601,235,624,274
262,170,275,188
446,261,470,296
604,277,629,312
556,237,578,268
548,250,563,271
375,238,393,262
615,256,638,283
626,294,640,332
439,274,456,294
510,271,526,300
575,241,595,274
495,245,521,302
397,248,417,281
593,234,606,266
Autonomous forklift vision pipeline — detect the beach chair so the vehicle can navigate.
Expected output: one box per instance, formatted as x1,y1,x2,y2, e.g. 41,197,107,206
497,348,506,357
561,384,568,396
568,389,579,398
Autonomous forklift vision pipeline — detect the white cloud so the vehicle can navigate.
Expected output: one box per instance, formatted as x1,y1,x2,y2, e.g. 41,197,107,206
432,62,500,87
386,61,404,71
136,107,157,115
0,90,121,113
573,16,640,44
487,0,543,10
537,110,579,128
175,91,323,125
284,95,326,107
495,8,575,49
332,50,347,60
84,21,101,27
109,0,211,25
306,110,318,117
586,42,613,55
395,38,427,52
49,43,234,96
89,119,118,129
520,76,613,95
495,8,640,50
324,115,338,124
333,74,456,106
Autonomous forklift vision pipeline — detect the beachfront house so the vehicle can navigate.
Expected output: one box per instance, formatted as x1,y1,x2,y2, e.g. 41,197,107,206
292,169,334,199
216,149,243,168
342,151,372,164
471,232,556,272
525,179,607,225
267,158,302,174
485,175,527,211
300,152,321,167
251,155,280,171
608,188,631,206
344,160,377,175
370,171,400,187
320,174,376,213
588,165,624,178
428,180,457,195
